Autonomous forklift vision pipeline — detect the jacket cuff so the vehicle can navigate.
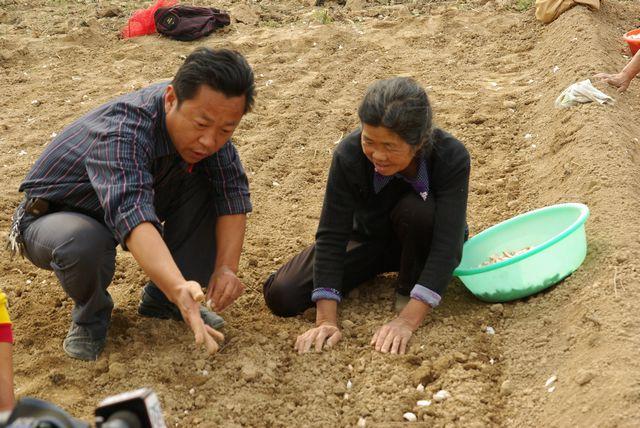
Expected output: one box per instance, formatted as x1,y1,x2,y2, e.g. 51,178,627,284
311,287,342,303
410,284,441,307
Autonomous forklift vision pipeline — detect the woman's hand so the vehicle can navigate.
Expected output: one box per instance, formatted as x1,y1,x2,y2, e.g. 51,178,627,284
594,72,633,92
294,322,342,354
371,317,414,354
371,298,431,354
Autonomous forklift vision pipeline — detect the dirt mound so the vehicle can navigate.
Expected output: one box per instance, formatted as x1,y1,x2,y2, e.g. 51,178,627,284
1,0,640,426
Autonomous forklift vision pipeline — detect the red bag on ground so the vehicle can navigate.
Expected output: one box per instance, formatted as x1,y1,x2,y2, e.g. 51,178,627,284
121,0,178,38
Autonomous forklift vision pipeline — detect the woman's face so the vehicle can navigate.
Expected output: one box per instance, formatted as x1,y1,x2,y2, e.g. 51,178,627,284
361,124,418,177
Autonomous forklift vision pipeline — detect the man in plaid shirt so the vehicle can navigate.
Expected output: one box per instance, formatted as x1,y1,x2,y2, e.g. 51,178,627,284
10,48,255,361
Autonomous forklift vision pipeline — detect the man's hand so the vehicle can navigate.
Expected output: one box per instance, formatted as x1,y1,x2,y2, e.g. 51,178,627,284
595,72,632,92
206,266,245,312
175,281,225,355
371,317,414,355
294,322,342,354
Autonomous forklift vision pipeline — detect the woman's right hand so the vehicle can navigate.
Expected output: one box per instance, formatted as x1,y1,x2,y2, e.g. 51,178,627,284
294,322,342,354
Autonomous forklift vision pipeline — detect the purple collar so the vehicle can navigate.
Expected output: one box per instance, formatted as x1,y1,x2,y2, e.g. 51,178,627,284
373,157,429,201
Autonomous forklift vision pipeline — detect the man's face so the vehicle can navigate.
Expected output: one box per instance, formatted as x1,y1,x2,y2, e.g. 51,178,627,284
164,84,246,164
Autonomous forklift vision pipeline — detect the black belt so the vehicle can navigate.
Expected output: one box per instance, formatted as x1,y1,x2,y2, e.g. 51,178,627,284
24,197,55,217
23,196,104,225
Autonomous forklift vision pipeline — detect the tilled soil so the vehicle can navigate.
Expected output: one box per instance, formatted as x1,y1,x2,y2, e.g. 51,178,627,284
1,0,640,426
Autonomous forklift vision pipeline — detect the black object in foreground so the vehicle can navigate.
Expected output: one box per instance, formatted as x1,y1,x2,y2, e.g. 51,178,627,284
0,388,165,428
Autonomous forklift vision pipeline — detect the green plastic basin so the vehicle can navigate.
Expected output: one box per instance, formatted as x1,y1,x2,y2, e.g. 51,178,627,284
454,203,590,302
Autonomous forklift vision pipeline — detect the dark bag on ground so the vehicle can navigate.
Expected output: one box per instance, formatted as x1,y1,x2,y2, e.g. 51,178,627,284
154,6,230,41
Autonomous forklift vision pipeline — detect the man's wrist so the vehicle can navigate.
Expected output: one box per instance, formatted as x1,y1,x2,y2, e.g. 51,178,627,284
163,279,189,304
214,264,238,274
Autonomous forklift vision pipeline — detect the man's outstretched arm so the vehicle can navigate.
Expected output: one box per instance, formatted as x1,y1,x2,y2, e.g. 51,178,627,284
126,222,224,355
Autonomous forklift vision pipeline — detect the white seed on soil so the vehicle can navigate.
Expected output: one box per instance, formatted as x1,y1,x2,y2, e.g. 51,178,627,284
272,181,280,187
416,383,425,392
403,412,417,422
417,400,431,407
433,390,451,402
545,375,557,387
548,386,556,393
485,326,495,335
347,380,353,389
357,417,367,427
348,364,354,371
189,388,195,395
201,370,209,376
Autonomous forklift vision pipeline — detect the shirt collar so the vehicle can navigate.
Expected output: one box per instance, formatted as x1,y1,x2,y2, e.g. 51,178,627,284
373,156,430,201
155,82,177,158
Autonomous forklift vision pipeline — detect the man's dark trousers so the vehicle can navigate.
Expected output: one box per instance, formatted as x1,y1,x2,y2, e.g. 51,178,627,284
19,159,218,339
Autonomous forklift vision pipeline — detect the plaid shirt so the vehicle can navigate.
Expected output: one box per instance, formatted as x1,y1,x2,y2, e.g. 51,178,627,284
19,82,252,248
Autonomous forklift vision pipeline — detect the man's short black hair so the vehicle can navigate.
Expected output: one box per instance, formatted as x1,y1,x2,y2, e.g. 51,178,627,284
172,47,255,113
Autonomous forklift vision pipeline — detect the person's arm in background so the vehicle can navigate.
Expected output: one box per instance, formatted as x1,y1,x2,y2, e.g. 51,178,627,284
595,49,640,92
0,291,15,412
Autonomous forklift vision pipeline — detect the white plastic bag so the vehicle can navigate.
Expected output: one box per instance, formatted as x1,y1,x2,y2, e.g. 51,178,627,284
555,79,614,108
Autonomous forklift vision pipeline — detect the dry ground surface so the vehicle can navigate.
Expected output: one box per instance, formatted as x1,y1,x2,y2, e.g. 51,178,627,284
2,0,640,426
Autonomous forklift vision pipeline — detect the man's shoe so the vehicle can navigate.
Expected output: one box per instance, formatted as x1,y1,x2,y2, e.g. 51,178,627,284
63,322,106,361
138,288,225,329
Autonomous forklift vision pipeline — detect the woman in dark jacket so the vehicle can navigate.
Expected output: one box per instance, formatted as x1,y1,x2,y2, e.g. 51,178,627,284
263,77,470,355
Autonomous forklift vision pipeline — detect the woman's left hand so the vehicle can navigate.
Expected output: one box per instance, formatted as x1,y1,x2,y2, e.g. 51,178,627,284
371,317,414,354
